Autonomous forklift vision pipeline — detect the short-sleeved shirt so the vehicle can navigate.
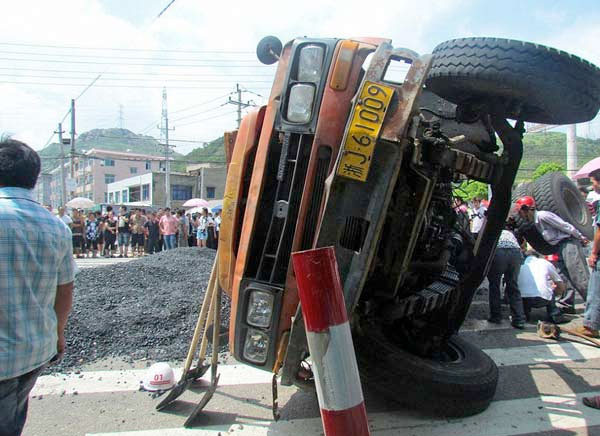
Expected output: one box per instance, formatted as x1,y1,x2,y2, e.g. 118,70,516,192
118,213,130,233
470,205,487,233
159,215,179,235
518,256,562,301
59,214,73,226
497,229,520,249
86,220,100,240
144,219,160,239
0,187,76,380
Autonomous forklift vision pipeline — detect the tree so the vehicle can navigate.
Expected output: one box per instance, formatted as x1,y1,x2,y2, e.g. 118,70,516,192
532,162,565,180
454,181,488,201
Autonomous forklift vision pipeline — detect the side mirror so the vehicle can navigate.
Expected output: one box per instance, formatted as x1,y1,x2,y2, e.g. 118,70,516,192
256,36,282,65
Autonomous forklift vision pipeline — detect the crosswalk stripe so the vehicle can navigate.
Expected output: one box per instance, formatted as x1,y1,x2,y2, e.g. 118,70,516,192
31,364,272,396
85,392,600,436
33,341,600,397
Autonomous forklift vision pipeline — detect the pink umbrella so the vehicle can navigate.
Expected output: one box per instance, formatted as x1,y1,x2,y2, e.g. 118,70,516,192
182,198,209,208
574,157,600,179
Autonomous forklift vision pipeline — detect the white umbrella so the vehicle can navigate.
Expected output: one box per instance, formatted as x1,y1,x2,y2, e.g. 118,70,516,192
66,197,95,209
182,198,209,208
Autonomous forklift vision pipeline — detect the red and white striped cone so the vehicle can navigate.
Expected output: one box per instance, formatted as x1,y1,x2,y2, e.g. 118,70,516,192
292,247,371,436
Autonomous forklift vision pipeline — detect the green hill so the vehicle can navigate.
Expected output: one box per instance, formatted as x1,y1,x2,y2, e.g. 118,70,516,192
182,136,225,164
518,132,600,181
39,128,173,172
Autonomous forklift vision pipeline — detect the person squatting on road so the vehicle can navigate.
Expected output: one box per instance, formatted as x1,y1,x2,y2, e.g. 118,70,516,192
487,228,526,329
515,195,590,314
0,138,75,436
518,251,566,324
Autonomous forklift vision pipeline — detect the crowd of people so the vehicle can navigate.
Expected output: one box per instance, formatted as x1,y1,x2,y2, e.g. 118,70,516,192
56,204,221,258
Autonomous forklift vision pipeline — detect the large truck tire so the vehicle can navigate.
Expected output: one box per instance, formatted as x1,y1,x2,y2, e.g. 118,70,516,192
355,330,498,417
532,172,593,240
426,37,600,124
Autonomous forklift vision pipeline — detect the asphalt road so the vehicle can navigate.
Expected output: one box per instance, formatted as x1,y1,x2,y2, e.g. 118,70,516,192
21,258,600,436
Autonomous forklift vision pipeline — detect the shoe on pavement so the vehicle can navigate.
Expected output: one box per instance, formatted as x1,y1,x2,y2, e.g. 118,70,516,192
511,321,525,330
559,306,576,315
583,396,600,409
487,316,502,324
550,315,569,324
574,325,600,338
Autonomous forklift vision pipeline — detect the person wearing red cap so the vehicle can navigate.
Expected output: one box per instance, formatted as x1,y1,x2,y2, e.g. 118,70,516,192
516,195,589,317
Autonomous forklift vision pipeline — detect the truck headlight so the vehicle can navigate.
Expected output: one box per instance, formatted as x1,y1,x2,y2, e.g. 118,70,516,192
298,44,324,82
246,290,274,328
286,84,315,123
243,329,269,364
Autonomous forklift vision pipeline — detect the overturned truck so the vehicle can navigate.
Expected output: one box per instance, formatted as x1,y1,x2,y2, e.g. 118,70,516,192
217,36,600,416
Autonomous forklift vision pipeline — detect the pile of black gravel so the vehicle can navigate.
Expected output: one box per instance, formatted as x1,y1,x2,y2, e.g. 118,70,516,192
49,248,230,374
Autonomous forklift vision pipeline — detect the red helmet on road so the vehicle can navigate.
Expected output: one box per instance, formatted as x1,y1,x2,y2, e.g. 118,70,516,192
514,196,536,211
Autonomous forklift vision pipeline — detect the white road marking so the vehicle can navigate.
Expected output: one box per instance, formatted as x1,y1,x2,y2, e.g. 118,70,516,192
33,341,600,397
32,364,273,396
75,258,136,269
86,392,600,436
485,341,600,366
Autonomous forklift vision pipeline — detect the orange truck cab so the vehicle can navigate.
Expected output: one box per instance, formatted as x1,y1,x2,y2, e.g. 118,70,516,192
216,35,600,416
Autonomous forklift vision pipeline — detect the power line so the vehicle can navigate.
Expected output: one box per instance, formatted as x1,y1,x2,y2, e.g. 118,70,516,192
0,56,274,68
170,92,233,114
0,66,274,77
0,50,258,62
0,41,254,54
0,73,273,83
156,0,177,19
171,104,229,122
0,80,271,90
176,110,238,127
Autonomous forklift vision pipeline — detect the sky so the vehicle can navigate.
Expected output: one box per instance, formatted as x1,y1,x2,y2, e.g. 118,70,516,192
1,0,600,155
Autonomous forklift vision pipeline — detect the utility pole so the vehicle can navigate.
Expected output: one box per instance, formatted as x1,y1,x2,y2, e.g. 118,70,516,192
159,88,175,208
69,99,76,198
567,124,577,180
118,104,124,129
55,123,67,206
227,83,253,128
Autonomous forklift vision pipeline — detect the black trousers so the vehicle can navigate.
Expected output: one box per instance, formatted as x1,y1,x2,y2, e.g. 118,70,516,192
147,237,159,254
487,247,526,322
523,296,561,320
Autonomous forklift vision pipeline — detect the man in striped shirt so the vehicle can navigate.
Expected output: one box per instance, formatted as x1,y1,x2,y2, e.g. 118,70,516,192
0,138,75,436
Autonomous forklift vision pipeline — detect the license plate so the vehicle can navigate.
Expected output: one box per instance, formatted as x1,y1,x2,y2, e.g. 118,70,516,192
337,81,394,182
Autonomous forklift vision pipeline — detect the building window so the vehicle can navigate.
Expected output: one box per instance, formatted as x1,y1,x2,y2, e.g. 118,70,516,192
171,184,193,201
159,161,165,171
109,192,114,203
128,187,140,202
145,161,151,170
104,192,108,203
142,184,150,201
122,189,128,203
130,167,138,174
206,186,216,199
105,174,115,184
115,191,120,203
104,159,115,167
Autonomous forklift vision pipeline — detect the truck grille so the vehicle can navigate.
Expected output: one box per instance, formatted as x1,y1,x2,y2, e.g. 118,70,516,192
246,132,315,285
